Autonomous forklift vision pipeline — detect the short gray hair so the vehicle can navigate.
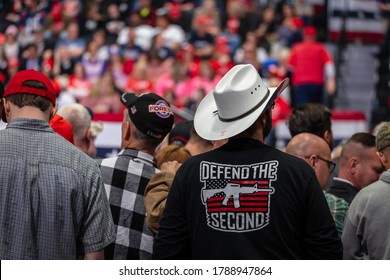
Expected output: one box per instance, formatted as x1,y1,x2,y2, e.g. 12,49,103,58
123,109,163,148
57,103,91,143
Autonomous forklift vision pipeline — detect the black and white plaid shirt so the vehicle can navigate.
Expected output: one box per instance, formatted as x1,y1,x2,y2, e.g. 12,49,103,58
98,148,158,259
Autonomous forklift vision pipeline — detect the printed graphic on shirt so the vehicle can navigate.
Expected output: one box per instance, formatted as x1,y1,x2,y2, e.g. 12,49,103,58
200,161,277,232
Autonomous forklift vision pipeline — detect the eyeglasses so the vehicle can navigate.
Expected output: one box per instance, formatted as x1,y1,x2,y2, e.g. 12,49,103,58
304,155,336,173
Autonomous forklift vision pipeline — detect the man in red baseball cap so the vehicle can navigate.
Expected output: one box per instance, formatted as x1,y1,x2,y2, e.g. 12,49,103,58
0,70,115,259
1,69,57,123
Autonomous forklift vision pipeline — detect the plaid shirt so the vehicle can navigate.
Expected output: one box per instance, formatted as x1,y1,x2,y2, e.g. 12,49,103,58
0,119,115,259
324,191,349,237
98,148,158,259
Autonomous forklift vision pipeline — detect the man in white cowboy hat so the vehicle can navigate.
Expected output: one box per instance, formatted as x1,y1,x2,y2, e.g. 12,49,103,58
153,64,342,259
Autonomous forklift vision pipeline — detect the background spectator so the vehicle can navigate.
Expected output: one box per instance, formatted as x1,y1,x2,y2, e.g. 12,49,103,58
327,133,384,204
98,92,174,260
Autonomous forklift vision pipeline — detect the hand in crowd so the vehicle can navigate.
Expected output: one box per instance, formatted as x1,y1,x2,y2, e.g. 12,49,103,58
326,78,336,96
160,160,182,175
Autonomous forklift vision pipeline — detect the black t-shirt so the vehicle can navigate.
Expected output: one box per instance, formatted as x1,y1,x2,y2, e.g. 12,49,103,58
154,138,342,259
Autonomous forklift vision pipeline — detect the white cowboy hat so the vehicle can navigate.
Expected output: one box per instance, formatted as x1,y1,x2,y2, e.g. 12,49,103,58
194,64,289,141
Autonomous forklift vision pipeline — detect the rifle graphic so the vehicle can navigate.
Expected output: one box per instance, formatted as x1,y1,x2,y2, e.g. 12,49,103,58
202,182,274,208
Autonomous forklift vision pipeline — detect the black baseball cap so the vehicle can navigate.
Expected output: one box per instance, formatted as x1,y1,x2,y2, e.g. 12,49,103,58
120,92,174,139
168,120,193,146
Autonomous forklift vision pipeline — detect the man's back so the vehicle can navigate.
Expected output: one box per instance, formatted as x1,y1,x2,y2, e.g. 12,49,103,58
98,148,158,259
0,119,115,259
342,122,390,259
342,170,390,259
154,139,342,259
289,41,331,85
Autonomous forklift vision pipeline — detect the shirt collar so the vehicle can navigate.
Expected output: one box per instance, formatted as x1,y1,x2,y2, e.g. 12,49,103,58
7,118,53,132
118,148,157,167
219,138,265,151
333,177,354,187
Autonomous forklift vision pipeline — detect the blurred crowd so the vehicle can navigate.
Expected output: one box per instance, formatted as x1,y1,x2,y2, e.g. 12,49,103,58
2,1,390,259
0,0,323,115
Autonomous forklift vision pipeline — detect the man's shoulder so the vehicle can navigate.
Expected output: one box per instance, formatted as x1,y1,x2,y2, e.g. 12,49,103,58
346,182,384,217
98,150,158,176
324,191,349,208
182,145,311,170
328,178,353,191
57,139,101,173
355,179,390,201
97,155,126,176
327,178,357,202
97,155,119,167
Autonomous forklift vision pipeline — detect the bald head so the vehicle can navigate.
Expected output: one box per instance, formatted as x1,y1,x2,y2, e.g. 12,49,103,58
286,133,331,159
286,133,332,189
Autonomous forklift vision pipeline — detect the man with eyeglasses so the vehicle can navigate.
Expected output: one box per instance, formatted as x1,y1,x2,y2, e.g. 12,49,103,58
286,133,348,237
342,122,390,259
327,133,383,204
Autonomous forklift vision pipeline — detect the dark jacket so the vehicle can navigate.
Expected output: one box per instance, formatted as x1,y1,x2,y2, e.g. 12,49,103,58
327,178,358,205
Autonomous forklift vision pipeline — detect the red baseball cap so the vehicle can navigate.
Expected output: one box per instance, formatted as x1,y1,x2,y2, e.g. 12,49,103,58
2,70,56,122
4,70,56,104
303,26,317,37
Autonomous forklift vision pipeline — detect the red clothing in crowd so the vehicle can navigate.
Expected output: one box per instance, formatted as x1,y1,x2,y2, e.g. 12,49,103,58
67,74,92,99
50,114,74,144
126,76,154,95
288,40,333,86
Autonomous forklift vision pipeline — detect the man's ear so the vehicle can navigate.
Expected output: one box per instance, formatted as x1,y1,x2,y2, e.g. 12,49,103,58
378,151,388,168
4,98,11,120
123,121,131,141
86,127,92,140
324,130,333,147
49,105,57,120
307,155,317,169
258,112,267,128
85,127,92,149
120,121,132,149
349,157,358,174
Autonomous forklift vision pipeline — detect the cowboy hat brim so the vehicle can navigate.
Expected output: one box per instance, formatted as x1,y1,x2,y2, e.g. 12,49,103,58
194,78,289,141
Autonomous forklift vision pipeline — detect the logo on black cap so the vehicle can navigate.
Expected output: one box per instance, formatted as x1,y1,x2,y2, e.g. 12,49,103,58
148,100,172,119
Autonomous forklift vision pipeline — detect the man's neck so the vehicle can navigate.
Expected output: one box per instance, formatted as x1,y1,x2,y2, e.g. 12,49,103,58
185,142,212,156
8,105,51,123
333,177,355,187
124,143,155,156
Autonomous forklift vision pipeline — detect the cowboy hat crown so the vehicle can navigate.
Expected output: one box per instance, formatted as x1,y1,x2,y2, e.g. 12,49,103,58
194,64,289,141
